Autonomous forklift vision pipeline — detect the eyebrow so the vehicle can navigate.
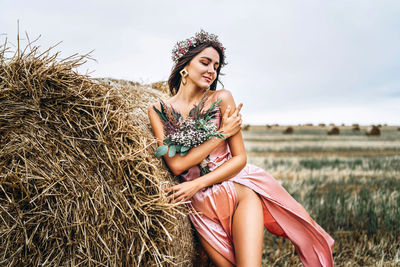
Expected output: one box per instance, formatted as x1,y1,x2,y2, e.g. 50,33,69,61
200,56,219,66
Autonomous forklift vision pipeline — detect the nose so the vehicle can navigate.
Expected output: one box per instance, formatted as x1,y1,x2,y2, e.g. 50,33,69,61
207,65,216,76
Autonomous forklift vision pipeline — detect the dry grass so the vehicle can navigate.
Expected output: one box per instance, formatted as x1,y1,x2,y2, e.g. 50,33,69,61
0,35,197,266
244,127,400,266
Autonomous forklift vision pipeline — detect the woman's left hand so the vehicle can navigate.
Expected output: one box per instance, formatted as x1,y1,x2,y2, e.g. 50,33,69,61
165,180,202,203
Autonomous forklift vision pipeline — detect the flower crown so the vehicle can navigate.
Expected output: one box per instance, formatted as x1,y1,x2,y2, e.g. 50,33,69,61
171,29,227,67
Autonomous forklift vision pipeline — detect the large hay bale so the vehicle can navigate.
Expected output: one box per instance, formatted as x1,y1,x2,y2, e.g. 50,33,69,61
283,126,294,134
365,125,381,136
327,126,340,135
0,38,195,266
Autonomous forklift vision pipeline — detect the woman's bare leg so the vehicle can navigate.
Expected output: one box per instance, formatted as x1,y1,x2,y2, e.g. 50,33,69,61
232,183,264,267
197,233,234,267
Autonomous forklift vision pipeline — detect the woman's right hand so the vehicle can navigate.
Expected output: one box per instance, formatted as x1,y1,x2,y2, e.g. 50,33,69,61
219,103,243,138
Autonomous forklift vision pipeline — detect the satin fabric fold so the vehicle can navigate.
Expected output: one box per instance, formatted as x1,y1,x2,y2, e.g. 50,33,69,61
181,108,334,266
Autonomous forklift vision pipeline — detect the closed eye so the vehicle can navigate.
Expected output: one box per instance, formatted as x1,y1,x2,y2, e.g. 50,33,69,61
202,62,218,71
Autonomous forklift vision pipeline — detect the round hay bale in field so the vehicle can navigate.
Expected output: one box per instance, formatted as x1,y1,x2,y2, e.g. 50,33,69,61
0,38,196,266
318,123,326,127
327,126,340,135
283,126,294,134
242,124,250,131
266,124,272,129
352,125,360,131
365,125,381,136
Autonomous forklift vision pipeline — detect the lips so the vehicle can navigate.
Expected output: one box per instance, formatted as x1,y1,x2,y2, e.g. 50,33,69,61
203,76,212,82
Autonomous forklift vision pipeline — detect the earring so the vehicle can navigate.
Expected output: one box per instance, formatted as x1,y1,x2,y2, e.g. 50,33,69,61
180,68,188,85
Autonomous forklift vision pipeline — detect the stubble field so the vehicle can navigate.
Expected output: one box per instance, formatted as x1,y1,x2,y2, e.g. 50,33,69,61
242,125,400,267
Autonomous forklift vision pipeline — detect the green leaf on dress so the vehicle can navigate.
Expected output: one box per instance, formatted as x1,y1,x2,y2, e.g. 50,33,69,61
181,146,190,153
175,144,182,152
168,145,176,157
155,145,169,157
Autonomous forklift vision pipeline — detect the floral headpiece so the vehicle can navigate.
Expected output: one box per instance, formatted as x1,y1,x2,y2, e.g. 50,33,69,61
171,29,226,67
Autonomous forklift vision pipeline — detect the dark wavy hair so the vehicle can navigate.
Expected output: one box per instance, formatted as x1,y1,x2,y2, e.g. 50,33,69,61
167,41,227,95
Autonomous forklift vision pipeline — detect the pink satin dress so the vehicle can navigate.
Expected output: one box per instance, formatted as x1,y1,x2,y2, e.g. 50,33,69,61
181,108,334,267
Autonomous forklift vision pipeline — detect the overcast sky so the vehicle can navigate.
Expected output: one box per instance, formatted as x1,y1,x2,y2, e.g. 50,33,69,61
2,0,399,125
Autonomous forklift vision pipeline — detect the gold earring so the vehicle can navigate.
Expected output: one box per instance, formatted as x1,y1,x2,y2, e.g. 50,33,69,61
180,68,188,85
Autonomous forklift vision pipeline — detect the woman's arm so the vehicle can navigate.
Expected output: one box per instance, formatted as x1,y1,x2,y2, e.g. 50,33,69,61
196,89,247,187
147,89,243,176
164,90,248,203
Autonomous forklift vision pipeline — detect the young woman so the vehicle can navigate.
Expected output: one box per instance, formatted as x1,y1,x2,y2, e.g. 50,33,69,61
148,29,334,267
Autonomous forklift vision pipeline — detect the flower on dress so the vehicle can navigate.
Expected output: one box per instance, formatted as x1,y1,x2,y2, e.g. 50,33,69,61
199,157,211,176
153,92,225,159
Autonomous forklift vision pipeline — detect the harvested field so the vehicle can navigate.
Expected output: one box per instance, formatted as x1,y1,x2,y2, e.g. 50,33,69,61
244,126,400,266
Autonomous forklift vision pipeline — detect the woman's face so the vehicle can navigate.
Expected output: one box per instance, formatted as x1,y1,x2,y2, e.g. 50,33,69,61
185,47,220,90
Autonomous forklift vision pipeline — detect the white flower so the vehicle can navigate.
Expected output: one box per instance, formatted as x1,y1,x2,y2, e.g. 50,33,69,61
200,158,208,168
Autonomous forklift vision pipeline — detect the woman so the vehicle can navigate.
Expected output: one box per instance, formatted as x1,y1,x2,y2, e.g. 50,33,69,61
148,29,334,267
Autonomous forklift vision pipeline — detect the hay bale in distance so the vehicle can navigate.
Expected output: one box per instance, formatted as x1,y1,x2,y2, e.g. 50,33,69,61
283,126,294,134
242,124,250,131
327,126,340,135
352,125,360,131
365,125,381,136
0,36,195,266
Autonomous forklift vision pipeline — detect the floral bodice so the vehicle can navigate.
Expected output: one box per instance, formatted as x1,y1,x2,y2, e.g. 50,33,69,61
179,107,233,181
153,91,229,177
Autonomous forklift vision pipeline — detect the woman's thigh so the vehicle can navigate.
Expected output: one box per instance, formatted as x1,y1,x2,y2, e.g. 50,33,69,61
233,182,259,203
232,182,264,266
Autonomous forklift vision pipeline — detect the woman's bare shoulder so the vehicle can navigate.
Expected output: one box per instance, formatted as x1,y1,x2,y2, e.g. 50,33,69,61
215,89,235,105
147,97,174,112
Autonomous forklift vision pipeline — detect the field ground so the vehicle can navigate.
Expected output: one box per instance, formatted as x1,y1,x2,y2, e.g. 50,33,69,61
242,125,400,266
